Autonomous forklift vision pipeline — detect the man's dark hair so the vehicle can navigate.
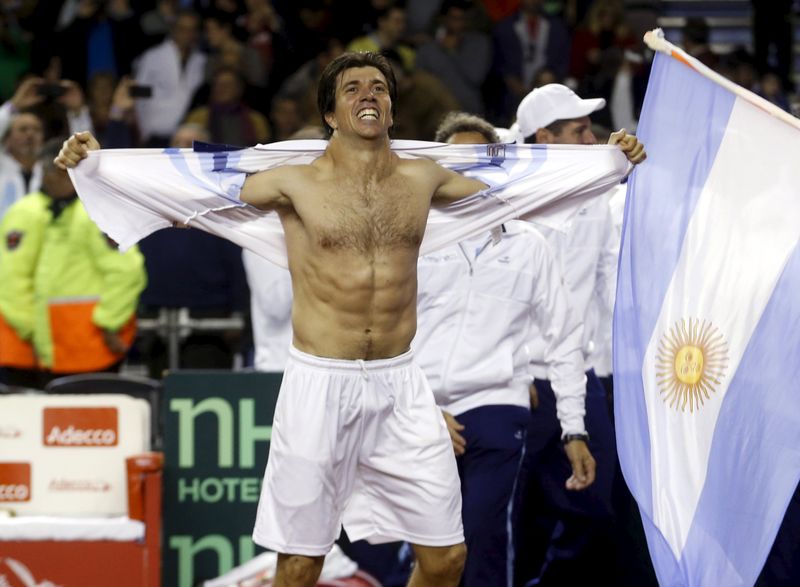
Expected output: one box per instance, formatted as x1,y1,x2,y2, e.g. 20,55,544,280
526,119,570,144
317,51,398,138
435,111,499,143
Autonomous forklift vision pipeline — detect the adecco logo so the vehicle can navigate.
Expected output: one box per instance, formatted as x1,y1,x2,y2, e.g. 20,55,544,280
43,407,118,447
0,463,31,502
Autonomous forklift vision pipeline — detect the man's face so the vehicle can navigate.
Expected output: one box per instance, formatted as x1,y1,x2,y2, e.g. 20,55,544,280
327,66,393,139
4,114,44,161
545,116,597,145
380,8,407,43
444,8,467,36
211,71,242,104
172,14,199,52
447,131,490,145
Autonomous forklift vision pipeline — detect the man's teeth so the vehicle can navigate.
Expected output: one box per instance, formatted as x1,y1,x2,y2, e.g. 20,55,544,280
358,109,379,120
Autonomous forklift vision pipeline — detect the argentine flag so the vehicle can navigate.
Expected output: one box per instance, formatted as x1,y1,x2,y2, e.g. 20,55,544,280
614,31,800,586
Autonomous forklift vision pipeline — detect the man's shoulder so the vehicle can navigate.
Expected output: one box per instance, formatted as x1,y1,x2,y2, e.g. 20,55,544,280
396,155,444,179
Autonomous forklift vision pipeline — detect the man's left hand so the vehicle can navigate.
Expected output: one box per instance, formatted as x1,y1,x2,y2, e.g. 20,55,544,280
564,439,596,491
608,129,646,165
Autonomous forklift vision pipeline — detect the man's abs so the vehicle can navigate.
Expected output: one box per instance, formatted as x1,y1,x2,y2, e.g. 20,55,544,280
289,249,420,360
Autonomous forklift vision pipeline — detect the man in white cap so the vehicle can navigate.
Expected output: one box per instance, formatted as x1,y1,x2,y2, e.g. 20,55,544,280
512,84,652,586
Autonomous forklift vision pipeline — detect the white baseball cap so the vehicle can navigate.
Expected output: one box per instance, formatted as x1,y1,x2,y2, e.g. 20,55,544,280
516,84,606,139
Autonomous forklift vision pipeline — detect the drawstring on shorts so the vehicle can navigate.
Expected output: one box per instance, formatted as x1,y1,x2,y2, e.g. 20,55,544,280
357,359,369,380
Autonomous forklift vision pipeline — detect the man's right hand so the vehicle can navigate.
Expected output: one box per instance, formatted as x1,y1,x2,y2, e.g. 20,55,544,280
441,410,466,456
55,131,100,170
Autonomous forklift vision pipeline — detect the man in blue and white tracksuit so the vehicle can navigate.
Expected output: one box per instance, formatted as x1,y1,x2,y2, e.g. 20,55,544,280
412,112,596,587
513,84,649,586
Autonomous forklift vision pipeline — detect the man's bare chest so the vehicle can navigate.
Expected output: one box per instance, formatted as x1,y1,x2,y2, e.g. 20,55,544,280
295,175,429,253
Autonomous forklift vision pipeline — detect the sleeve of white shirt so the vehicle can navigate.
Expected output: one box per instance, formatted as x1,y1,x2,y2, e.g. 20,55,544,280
594,192,621,316
68,141,631,270
529,234,587,436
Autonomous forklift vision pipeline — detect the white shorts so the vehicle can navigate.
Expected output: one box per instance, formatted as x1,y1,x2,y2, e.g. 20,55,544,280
252,346,464,556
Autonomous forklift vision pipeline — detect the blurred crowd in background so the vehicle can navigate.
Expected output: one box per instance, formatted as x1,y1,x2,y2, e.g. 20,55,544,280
0,0,796,380
1,0,797,143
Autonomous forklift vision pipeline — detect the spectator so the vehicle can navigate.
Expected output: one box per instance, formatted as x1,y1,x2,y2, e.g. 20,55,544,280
205,11,269,90
681,17,718,71
382,49,461,141
758,71,791,112
140,0,179,41
718,47,758,93
277,37,344,125
58,0,144,89
134,9,206,146
269,96,304,141
0,76,94,218
0,81,43,209
492,0,570,121
236,0,287,82
281,0,335,69
0,138,146,388
185,66,271,146
569,0,636,82
404,0,445,45
416,0,492,115
90,76,146,148
347,4,416,71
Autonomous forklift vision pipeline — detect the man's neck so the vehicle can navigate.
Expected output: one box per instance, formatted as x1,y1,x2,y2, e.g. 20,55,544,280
14,154,35,173
325,133,395,175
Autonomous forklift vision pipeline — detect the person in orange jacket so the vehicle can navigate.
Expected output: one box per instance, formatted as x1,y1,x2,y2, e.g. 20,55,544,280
0,139,146,388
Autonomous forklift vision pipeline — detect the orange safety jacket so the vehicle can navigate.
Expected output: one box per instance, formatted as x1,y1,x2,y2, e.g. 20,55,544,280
0,313,36,369
0,192,146,373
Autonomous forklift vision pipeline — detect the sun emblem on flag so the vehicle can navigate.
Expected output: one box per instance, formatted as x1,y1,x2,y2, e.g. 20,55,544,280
655,318,729,412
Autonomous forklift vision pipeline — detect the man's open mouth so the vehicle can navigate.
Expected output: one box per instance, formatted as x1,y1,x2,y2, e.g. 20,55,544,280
357,108,379,120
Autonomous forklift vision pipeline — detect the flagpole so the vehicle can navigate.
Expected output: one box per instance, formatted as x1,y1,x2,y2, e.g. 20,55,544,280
644,28,800,132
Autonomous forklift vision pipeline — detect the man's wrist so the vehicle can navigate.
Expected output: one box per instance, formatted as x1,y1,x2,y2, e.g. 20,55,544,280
562,432,589,445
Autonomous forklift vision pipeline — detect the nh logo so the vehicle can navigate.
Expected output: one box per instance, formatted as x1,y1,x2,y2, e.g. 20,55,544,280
170,398,272,468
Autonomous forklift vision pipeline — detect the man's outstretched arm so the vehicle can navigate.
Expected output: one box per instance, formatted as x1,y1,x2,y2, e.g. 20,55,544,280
430,161,489,205
56,132,293,213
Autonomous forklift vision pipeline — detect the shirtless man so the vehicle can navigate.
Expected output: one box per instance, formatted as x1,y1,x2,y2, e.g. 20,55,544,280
57,52,484,587
56,53,643,587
